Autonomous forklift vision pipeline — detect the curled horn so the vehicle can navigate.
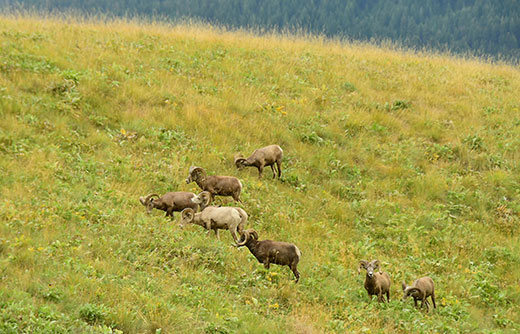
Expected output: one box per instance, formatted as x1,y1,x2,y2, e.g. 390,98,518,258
200,191,211,205
250,230,259,240
371,260,380,270
193,191,212,210
234,154,246,168
189,166,204,176
181,208,195,223
236,229,250,246
140,193,159,206
358,260,368,274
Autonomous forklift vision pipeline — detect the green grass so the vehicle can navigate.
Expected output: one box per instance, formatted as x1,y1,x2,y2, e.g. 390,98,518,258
0,14,519,334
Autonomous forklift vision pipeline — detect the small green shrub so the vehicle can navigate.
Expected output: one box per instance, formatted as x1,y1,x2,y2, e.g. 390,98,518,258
79,303,110,325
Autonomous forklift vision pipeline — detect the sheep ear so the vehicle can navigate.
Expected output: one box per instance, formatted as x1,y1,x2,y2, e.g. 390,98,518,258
402,281,407,291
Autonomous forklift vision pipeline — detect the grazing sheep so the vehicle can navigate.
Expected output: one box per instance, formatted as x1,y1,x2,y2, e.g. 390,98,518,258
358,260,391,303
402,277,436,311
139,192,198,218
236,229,301,283
180,206,247,242
234,144,283,179
186,166,243,203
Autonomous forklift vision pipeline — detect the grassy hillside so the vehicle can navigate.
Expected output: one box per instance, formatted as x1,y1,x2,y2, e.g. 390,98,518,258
0,15,519,334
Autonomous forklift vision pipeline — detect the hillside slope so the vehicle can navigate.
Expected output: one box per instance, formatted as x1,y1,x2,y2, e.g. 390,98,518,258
0,16,519,334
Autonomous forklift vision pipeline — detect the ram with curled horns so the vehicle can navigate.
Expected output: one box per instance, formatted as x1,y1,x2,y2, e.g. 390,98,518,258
139,192,199,219
236,229,301,283
186,166,243,203
180,206,248,242
234,144,283,179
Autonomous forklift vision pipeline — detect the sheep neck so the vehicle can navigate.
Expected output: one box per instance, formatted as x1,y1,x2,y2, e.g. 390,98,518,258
244,239,263,262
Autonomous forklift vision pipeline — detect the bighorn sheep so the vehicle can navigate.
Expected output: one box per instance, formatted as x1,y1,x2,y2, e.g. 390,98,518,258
358,260,391,303
186,166,243,203
234,145,283,179
402,277,436,311
139,192,198,218
236,229,301,283
180,206,248,242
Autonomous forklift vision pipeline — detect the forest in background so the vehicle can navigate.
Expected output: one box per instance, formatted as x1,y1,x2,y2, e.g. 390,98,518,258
1,0,519,60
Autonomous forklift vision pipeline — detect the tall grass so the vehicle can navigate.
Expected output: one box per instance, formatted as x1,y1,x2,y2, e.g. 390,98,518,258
0,14,519,333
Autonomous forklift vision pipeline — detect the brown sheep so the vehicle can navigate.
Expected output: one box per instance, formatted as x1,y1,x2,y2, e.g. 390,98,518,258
234,144,283,179
139,192,198,218
402,277,436,311
236,229,301,283
358,260,391,303
186,166,242,203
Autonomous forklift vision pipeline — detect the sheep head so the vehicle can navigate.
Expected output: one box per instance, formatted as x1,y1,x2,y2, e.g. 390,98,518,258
139,193,160,214
234,155,247,169
236,228,259,246
192,191,212,210
186,166,206,184
179,208,195,228
358,260,379,278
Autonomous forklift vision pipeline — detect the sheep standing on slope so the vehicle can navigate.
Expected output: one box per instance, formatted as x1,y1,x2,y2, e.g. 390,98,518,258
236,229,301,283
186,166,243,203
139,192,198,218
358,260,391,303
402,277,436,311
180,206,247,242
234,145,283,179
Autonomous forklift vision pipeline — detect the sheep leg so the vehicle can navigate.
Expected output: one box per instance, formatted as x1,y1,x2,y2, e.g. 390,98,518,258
424,299,430,312
276,160,282,178
413,298,418,307
263,258,270,270
378,291,384,303
230,226,239,243
270,165,276,179
420,298,425,309
290,264,300,283
258,165,264,179
214,228,220,240
431,293,436,309
233,192,243,203
386,291,390,302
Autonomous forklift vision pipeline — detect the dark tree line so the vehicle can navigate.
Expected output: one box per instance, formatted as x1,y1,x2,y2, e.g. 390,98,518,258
2,0,519,60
